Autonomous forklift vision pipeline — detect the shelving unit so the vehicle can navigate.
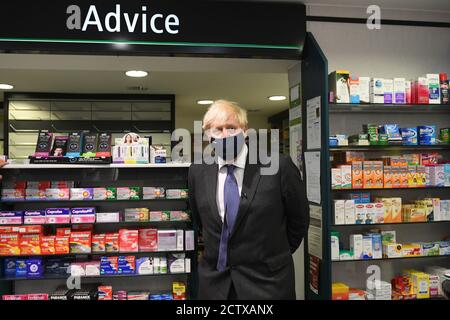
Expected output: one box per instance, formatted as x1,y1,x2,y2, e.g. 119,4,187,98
0,163,197,299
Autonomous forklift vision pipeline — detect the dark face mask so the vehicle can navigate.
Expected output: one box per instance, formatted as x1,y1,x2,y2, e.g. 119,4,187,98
211,132,245,161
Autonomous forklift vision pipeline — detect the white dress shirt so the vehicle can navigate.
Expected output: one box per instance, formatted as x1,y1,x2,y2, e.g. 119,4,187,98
216,144,248,223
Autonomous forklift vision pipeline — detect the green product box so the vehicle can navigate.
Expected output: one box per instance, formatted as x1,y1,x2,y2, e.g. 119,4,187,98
378,134,389,145
161,211,171,221
130,187,141,200
106,187,117,200
441,128,450,143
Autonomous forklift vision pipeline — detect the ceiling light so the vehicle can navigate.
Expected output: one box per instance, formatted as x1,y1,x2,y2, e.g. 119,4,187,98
197,100,214,105
125,70,148,78
268,95,286,101
0,84,14,90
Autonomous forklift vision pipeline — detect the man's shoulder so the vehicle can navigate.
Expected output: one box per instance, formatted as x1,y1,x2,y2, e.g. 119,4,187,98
188,162,215,175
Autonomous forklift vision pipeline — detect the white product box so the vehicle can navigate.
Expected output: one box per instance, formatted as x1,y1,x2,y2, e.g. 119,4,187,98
427,74,441,104
185,258,191,273
157,230,177,251
85,263,101,276
344,200,356,224
359,77,371,103
362,235,373,259
355,204,366,224
374,203,385,224
340,165,352,189
93,188,108,201
185,230,195,251
331,168,342,189
176,230,184,251
371,78,385,103
383,79,394,104
393,78,406,104
96,212,120,223
334,200,345,225
350,234,363,260
441,200,450,221
364,203,376,224
331,233,340,261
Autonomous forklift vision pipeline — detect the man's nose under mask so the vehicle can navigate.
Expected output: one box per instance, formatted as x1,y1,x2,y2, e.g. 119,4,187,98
211,132,245,161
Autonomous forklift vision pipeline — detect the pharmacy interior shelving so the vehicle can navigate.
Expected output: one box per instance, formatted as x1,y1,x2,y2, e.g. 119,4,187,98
0,164,197,299
327,103,450,299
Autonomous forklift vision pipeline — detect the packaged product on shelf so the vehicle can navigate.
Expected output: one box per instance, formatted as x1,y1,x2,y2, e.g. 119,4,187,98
100,256,119,275
334,200,345,225
427,74,441,104
1,188,25,201
23,210,46,224
136,257,154,275
2,295,29,300
51,181,75,189
70,231,92,254
393,78,406,104
49,136,68,157
55,236,70,254
439,241,450,255
93,188,107,200
96,133,112,158
383,79,394,104
429,165,445,187
340,165,352,189
70,207,96,223
34,132,53,157
170,211,190,221
417,77,429,104
150,145,167,164
441,128,450,143
98,286,113,301
362,235,373,259
149,211,163,221
381,230,396,244
444,164,450,186
117,187,141,200
0,211,23,225
0,233,20,255
331,168,342,189
368,233,382,259
56,228,71,237
359,77,371,103
160,257,168,274
176,230,184,251
45,208,71,224
69,263,86,277
418,126,437,145
168,253,186,273
161,211,171,221
15,259,27,277
406,166,417,188
124,208,149,222
374,203,384,223
332,283,349,300
157,230,178,251
92,234,106,253
127,291,150,300
370,78,384,104
103,187,116,200
69,188,94,201
45,258,72,275
429,274,439,297
45,188,70,201
421,243,440,256
26,258,43,278
81,134,98,158
118,255,136,274
96,212,120,223
366,280,392,300
400,127,418,145
348,76,360,103
113,290,128,301
166,189,188,199
27,294,49,301
119,229,139,252
185,258,191,273
410,272,430,299
401,243,422,257
331,231,340,261
138,229,158,252
40,236,56,255
142,187,165,199
105,233,119,252
25,189,47,201
172,282,187,300
354,203,365,224
441,200,450,220
4,258,17,276
350,234,363,260
66,132,83,157
19,234,41,255
185,230,195,251
362,162,374,188
351,161,363,189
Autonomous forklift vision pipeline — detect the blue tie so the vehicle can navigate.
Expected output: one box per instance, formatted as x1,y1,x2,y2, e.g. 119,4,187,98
217,165,240,271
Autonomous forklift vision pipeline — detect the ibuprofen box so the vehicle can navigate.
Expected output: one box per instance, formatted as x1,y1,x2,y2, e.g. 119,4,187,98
45,208,71,224
24,211,46,224
69,231,92,254
139,229,158,252
40,236,56,255
69,188,94,201
0,211,23,225
0,233,20,256
54,236,70,254
119,229,139,252
70,208,96,224
105,233,119,253
19,234,41,255
93,188,108,200
45,188,70,201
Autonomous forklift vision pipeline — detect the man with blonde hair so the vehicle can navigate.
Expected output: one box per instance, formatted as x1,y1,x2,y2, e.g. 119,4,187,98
188,99,309,300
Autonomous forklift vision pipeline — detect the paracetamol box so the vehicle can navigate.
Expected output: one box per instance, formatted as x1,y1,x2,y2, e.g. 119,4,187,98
371,78,384,103
334,200,345,225
393,78,406,104
344,200,355,224
70,208,96,224
0,211,23,225
45,208,71,224
93,188,108,200
25,189,47,201
350,234,363,260
69,188,94,201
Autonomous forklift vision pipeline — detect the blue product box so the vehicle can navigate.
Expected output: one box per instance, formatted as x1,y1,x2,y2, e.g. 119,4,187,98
384,124,402,142
118,256,136,275
350,193,362,204
45,258,72,275
329,137,338,147
360,193,371,204
45,208,71,216
418,126,437,145
150,295,162,300
400,127,418,145
161,294,173,300
26,259,43,278
444,164,450,187
15,260,27,278
4,258,17,277
100,256,118,275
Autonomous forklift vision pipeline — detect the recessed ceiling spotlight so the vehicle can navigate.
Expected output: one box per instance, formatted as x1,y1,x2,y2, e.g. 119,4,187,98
0,84,14,90
268,95,287,101
197,100,214,105
125,70,148,78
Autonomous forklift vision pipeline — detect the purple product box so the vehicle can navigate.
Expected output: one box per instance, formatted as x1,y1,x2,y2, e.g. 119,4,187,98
45,208,71,224
26,259,43,278
0,211,23,225
24,210,46,224
69,188,94,201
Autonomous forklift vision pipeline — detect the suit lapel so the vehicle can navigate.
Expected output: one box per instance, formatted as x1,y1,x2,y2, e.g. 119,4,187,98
230,160,261,240
204,163,222,226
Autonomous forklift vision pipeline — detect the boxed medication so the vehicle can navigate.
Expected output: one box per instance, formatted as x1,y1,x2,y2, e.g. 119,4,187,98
96,212,120,223
98,286,113,301
362,235,373,259
1,188,26,201
15,259,27,277
93,188,109,201
26,259,43,278
96,133,112,158
166,189,188,199
170,211,190,221
45,208,71,224
421,243,440,256
70,208,96,224
25,189,46,201
69,231,92,254
119,229,139,252
55,236,70,254
56,228,71,236
401,243,422,257
136,257,154,275
0,211,23,225
118,256,136,274
185,230,195,251
150,145,167,163
158,230,178,251
138,228,158,252
400,127,418,145
149,211,163,221
70,188,94,201
429,165,445,187
331,231,340,261
393,78,406,104
168,253,186,273
383,79,394,104
45,188,70,201
340,165,352,189
348,76,360,103
418,126,437,145
105,233,119,252
176,230,184,251
331,168,342,189
359,77,370,103
85,262,100,276
334,200,345,225
142,187,165,199
332,283,349,300
100,256,118,275
371,78,384,103
19,234,41,255
124,208,149,222
427,74,441,104
0,233,20,255
40,236,55,255
354,204,365,224
117,187,140,201
24,210,46,224
92,234,106,253
439,241,450,255
344,200,355,224
350,234,363,260
351,161,363,189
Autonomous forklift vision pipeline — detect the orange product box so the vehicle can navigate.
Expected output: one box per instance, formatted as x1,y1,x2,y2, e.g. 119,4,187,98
399,167,409,188
105,233,119,253
55,236,70,254
56,228,71,237
119,229,139,252
416,166,426,187
391,167,401,188
383,166,392,188
372,161,384,188
391,197,402,223
351,161,364,189
0,227,13,234
0,233,20,256
40,236,56,255
69,231,92,254
363,161,373,189
0,225,43,235
19,234,41,255
92,234,106,253
98,286,113,300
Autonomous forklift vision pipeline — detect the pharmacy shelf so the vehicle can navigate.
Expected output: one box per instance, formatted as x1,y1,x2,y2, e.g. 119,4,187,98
1,198,188,204
0,273,191,282
332,186,450,192
0,221,191,228
332,220,450,227
332,255,450,263
330,144,450,152
329,103,450,114
0,250,190,258
0,163,192,170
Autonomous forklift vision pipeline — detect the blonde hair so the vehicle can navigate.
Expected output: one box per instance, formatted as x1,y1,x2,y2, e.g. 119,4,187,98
202,100,248,130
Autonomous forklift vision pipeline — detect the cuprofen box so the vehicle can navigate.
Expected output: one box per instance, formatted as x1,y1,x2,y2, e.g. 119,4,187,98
119,229,139,252
0,211,23,225
24,211,46,224
19,234,41,255
45,208,71,224
70,208,96,224
69,231,92,254
139,229,158,252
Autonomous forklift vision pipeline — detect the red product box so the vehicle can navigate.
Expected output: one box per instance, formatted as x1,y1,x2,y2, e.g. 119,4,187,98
119,229,139,252
13,225,43,235
27,294,49,300
56,228,71,237
105,233,119,253
55,236,70,254
40,236,56,255
0,226,13,234
98,286,113,300
0,233,20,256
19,234,41,255
139,229,158,252
92,234,106,253
69,231,92,254
2,295,28,300
72,224,94,232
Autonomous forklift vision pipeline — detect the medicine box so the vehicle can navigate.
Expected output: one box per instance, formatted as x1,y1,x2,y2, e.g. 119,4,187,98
350,234,363,260
24,211,46,224
344,200,355,224
371,78,384,103
329,70,350,103
139,229,158,252
334,200,345,225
